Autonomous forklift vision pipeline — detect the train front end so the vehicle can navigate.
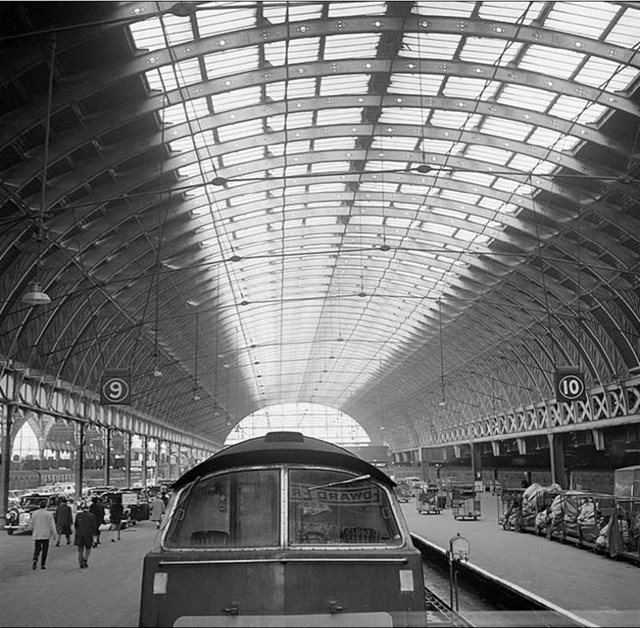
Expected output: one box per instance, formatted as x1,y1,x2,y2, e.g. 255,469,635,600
139,432,426,627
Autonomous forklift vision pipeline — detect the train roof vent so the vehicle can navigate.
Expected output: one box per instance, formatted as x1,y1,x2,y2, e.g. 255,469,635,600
264,431,304,443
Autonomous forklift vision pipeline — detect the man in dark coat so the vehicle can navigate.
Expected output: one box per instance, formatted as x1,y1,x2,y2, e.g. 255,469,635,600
54,495,73,546
89,496,105,546
74,503,98,568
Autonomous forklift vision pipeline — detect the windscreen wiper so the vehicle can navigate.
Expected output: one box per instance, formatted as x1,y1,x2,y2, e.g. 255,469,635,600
307,474,371,492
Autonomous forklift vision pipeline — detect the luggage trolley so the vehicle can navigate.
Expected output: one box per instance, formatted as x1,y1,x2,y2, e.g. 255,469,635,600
416,483,441,515
450,483,481,520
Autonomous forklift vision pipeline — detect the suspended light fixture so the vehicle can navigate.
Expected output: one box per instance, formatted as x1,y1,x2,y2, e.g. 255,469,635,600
22,281,51,306
23,35,56,307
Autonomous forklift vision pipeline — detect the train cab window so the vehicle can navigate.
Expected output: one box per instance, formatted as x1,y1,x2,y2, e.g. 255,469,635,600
164,469,280,549
288,469,402,546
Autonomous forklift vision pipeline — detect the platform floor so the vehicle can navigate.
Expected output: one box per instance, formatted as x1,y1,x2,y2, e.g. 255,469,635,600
1,494,639,627
401,491,640,627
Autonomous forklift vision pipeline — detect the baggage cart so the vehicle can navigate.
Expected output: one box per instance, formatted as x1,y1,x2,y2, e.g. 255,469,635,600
450,484,481,520
416,483,441,514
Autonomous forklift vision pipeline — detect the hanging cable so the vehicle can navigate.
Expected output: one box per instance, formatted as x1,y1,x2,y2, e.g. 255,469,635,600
438,298,446,406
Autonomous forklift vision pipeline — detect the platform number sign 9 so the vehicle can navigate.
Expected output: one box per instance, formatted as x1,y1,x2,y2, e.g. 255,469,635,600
100,370,131,405
554,369,587,403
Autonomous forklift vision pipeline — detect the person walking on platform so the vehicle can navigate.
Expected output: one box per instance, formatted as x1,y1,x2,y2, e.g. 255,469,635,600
89,496,105,547
30,499,57,570
150,494,165,529
109,497,124,542
54,495,73,546
74,503,98,569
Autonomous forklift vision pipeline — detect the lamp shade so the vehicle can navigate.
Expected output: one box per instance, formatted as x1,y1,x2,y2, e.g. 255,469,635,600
22,282,51,305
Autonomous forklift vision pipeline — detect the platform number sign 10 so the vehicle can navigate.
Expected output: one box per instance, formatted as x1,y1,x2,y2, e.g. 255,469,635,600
100,369,131,405
554,368,587,403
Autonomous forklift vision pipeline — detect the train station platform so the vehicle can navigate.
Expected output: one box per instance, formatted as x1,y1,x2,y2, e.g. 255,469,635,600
1,493,639,627
401,491,640,627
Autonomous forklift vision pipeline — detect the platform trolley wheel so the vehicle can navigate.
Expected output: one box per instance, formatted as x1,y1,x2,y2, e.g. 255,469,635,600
7,529,13,535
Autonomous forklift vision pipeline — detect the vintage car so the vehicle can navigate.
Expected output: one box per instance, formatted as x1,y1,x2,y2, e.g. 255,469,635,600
4,492,68,535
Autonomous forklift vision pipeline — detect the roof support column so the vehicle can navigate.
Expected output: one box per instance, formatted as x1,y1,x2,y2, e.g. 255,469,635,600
74,422,85,502
141,436,148,488
547,432,566,488
103,427,111,487
1,403,15,525
470,441,482,482
124,432,132,487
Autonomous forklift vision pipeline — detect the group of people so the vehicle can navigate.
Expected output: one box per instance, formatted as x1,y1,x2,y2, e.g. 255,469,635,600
30,495,126,570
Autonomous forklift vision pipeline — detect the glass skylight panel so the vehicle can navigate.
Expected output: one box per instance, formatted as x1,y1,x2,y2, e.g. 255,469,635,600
161,99,209,125
529,161,556,176
221,146,263,167
400,182,436,196
440,189,480,205
480,117,532,142
549,96,606,125
316,107,363,125
217,119,264,142
455,229,487,243
606,10,640,48
429,110,481,131
379,107,429,125
129,18,172,52
196,6,256,37
527,127,564,149
451,171,496,188
263,3,323,23
497,85,556,113
386,216,414,229
306,216,338,227
508,154,546,173
228,192,267,207
328,1,386,17
388,73,443,96
544,2,618,39
232,223,268,239
414,2,474,19
204,47,259,79
420,221,456,237
443,77,502,100
211,86,261,113
576,58,638,92
267,111,314,131
314,137,356,151
284,140,311,154
419,138,456,155
465,145,511,166
307,183,345,195
265,38,321,65
324,34,380,61
433,206,468,220
477,2,546,24
169,136,196,153
319,75,370,96
146,58,202,91
459,37,521,66
401,33,461,60
371,136,416,152
519,46,584,80
491,177,524,194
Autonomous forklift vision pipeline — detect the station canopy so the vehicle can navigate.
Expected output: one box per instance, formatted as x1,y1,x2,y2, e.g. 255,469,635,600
1,1,639,450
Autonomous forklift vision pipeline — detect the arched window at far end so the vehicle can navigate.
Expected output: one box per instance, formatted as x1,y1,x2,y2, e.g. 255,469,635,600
224,403,371,447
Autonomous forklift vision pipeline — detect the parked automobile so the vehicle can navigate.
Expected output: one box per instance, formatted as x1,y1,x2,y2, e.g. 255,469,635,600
4,492,69,535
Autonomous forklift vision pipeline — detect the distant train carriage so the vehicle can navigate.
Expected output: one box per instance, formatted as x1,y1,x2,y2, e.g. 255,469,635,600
139,431,427,627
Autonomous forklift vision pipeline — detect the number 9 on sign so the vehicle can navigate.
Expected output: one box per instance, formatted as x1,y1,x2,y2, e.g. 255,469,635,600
101,372,131,405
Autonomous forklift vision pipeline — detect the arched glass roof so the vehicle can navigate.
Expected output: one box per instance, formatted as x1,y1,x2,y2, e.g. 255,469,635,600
1,1,639,451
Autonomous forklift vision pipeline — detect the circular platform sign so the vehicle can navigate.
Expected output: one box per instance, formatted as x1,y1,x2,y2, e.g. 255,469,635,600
555,371,586,402
100,370,131,405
